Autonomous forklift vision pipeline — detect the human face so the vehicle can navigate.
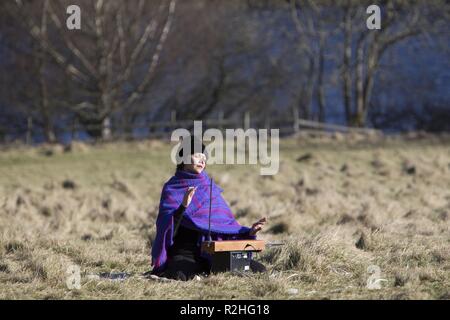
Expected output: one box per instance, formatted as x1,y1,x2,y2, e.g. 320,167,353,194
184,153,206,174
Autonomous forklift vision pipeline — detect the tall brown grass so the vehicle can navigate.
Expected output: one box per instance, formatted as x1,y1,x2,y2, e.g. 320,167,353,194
0,136,449,299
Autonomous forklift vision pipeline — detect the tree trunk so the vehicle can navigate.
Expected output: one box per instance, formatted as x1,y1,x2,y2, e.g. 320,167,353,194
317,34,326,122
354,40,365,127
303,56,315,120
39,0,56,143
342,8,353,125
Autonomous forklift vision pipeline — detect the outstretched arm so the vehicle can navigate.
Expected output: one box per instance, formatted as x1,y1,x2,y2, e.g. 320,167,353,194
249,217,267,236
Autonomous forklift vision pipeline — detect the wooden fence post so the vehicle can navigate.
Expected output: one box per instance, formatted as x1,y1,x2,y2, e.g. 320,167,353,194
102,117,112,140
169,110,177,138
265,115,270,130
218,110,224,132
293,107,300,133
171,110,177,123
26,116,33,145
71,118,78,142
244,111,250,131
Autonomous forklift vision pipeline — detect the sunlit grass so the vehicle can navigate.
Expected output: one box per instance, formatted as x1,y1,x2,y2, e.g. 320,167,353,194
0,135,449,299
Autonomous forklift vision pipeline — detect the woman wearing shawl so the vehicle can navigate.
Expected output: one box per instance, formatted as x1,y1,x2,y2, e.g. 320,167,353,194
151,137,267,281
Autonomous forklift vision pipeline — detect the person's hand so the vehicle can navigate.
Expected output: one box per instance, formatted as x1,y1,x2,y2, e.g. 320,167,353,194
249,217,267,236
182,186,197,208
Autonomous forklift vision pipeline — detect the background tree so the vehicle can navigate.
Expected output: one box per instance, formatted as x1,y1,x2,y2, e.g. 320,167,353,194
1,0,449,142
6,0,177,139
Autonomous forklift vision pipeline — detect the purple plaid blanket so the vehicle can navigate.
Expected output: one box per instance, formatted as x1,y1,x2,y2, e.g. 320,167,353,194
151,170,253,272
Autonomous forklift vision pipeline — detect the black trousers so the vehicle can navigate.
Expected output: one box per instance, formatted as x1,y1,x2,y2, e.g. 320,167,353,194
160,250,210,281
159,252,267,281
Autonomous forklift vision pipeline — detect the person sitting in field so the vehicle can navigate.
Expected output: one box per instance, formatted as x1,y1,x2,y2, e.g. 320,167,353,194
150,137,267,281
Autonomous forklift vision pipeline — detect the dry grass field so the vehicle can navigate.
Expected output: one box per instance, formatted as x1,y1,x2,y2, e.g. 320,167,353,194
0,134,449,299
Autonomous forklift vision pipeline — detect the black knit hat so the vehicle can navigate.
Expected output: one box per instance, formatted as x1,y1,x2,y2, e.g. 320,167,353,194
176,136,207,170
